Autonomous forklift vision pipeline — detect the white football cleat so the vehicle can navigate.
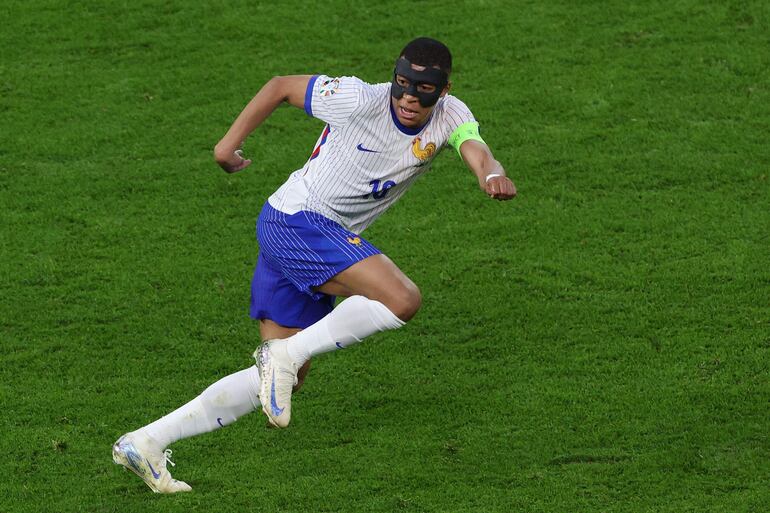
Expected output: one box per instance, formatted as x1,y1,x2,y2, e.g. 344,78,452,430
112,431,192,493
254,339,298,428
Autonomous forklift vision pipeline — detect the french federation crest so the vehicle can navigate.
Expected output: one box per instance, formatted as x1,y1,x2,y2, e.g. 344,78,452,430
411,137,436,161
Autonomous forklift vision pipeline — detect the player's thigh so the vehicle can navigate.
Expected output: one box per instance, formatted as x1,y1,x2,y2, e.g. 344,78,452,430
315,254,421,320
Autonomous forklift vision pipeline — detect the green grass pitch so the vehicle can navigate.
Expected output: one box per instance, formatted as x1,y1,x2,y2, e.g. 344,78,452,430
1,1,768,511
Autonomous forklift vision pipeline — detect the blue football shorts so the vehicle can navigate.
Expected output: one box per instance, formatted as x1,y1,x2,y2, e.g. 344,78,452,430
249,201,381,328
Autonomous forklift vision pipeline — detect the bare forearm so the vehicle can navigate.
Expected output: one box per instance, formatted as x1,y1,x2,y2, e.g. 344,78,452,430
459,140,516,200
214,78,287,161
474,152,506,189
213,75,311,173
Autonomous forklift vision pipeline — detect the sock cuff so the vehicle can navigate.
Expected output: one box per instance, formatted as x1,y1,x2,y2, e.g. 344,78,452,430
361,296,406,330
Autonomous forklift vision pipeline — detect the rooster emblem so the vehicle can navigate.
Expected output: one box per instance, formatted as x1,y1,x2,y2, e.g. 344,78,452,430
411,137,436,161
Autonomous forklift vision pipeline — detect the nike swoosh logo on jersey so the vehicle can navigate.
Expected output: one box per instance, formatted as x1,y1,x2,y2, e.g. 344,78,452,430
356,143,380,153
270,375,284,416
147,459,161,479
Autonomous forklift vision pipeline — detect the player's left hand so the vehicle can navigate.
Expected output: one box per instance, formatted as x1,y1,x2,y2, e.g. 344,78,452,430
485,175,517,200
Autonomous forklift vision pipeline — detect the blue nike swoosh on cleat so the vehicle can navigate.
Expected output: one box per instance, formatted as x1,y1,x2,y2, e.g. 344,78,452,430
270,375,284,416
146,459,161,479
335,342,345,349
217,417,224,427
356,143,380,153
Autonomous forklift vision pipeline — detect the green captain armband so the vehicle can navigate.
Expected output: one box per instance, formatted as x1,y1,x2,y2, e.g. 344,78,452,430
447,121,486,156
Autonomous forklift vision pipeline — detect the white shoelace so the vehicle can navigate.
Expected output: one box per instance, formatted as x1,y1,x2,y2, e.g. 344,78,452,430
163,449,176,468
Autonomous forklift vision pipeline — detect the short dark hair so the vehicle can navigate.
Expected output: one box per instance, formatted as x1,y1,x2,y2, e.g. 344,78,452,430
399,37,452,75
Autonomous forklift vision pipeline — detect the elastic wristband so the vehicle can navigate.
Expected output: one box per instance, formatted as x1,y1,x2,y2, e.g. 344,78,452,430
448,121,486,156
485,173,502,183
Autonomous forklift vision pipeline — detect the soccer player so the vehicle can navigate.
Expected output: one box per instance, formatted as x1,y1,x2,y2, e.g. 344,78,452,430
112,37,516,493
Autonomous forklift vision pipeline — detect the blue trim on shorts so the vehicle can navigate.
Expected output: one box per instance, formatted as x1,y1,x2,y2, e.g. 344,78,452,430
304,75,319,117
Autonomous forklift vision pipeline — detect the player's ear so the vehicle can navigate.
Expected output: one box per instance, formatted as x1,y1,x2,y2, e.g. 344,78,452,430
441,80,452,97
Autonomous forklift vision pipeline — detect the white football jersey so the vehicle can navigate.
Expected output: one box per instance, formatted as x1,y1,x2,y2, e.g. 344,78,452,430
268,74,477,234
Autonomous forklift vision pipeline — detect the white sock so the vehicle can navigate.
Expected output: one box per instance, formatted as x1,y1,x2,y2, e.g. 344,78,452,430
140,366,261,448
285,295,405,365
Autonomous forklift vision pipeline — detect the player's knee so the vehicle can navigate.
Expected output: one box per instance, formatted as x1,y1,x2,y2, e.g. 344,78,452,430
389,282,421,322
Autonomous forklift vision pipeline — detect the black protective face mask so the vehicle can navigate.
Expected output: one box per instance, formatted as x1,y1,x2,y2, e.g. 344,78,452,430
390,57,448,108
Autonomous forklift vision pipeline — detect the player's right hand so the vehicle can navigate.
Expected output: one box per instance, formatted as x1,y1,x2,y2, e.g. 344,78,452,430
485,175,517,201
216,148,252,173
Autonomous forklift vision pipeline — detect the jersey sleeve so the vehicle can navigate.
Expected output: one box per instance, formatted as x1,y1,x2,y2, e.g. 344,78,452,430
443,97,486,156
304,75,365,127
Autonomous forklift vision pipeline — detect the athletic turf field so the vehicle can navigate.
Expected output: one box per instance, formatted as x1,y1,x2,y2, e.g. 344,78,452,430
1,0,768,511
